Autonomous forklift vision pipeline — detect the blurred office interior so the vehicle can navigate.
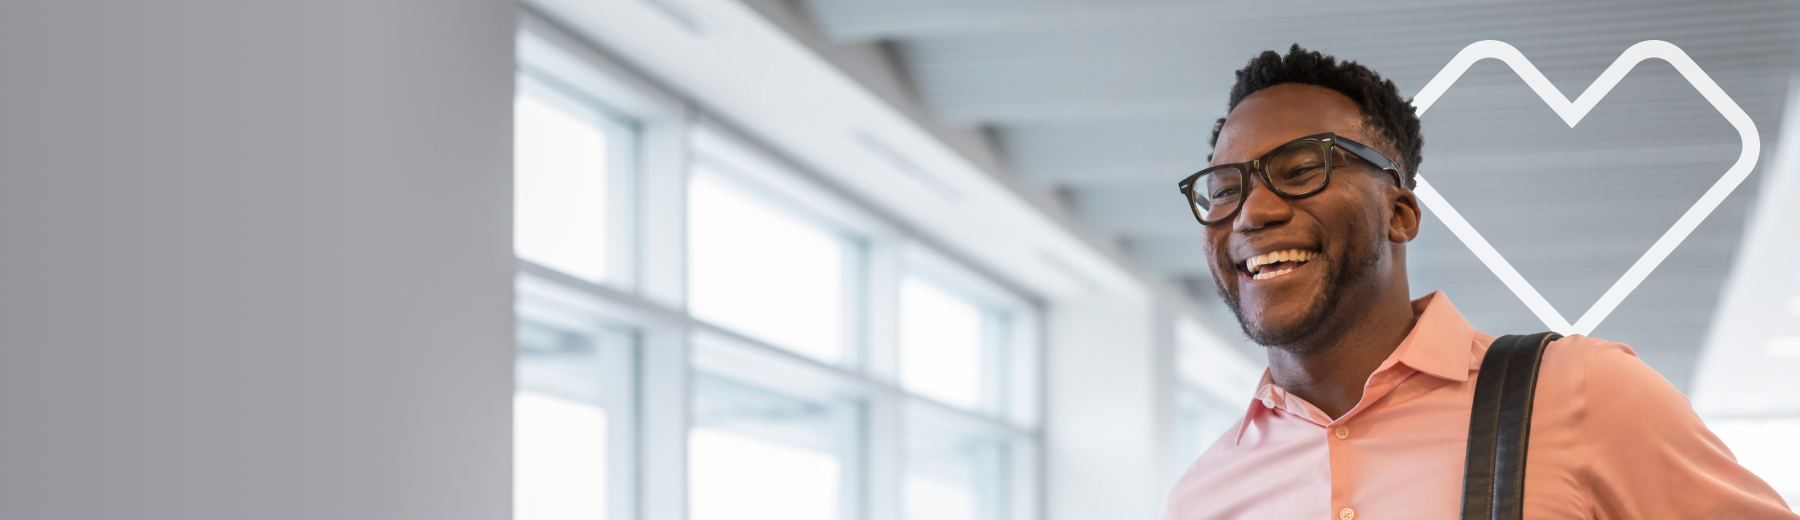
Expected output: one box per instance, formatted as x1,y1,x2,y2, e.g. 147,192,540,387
1,1,1797,519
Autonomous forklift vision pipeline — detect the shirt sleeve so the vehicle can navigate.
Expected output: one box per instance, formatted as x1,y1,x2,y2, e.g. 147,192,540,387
1575,338,1797,519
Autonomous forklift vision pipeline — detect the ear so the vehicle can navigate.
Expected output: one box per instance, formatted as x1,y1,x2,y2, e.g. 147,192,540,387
1388,183,1421,243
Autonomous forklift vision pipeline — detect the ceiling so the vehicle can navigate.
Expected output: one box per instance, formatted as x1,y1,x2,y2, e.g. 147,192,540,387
792,0,1800,390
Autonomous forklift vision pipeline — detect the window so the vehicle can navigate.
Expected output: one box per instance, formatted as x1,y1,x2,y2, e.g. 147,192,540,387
891,250,1039,520
680,138,1041,520
690,371,858,520
897,247,1038,425
688,171,855,362
899,277,988,408
514,76,634,286
515,17,1043,520
905,408,1014,520
512,49,643,520
1171,317,1261,471
514,295,635,520
516,393,608,520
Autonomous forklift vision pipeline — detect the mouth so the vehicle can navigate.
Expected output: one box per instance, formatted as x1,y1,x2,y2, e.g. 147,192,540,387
1241,249,1319,281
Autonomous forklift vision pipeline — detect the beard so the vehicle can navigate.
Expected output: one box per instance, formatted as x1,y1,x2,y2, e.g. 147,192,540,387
1214,231,1385,350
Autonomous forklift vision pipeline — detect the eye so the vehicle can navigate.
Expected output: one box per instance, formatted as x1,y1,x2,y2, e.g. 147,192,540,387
1285,164,1323,179
1209,186,1240,201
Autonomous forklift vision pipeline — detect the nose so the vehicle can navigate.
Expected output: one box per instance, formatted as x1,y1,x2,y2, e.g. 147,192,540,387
1232,170,1294,232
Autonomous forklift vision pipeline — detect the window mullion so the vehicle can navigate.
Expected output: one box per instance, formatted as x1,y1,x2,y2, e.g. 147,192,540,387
635,103,691,310
635,102,692,520
865,236,904,520
638,326,690,520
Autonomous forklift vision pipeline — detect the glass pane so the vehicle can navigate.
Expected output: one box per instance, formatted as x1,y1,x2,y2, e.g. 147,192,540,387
516,393,607,520
515,317,615,520
691,429,842,520
900,277,986,408
690,374,849,520
906,416,1006,520
689,174,845,361
516,93,610,282
906,476,978,520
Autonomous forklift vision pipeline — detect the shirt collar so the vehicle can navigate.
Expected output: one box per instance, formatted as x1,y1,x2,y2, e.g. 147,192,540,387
1230,291,1477,445
1386,291,1478,383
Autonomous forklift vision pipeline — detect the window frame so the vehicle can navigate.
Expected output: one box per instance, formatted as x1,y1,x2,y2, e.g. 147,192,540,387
900,245,1042,428
513,71,640,289
1169,315,1262,472
515,283,640,520
514,8,1047,520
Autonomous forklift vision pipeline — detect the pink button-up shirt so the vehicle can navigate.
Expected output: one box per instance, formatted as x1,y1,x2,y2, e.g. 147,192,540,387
1167,292,1795,520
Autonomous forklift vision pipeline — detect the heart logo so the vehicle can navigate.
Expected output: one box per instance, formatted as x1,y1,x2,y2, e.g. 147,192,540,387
1411,40,1759,336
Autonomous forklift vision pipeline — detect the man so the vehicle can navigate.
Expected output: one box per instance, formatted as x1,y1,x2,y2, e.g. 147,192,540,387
1165,45,1794,520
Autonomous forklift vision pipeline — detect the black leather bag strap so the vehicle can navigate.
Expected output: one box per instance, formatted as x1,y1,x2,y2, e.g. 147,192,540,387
1460,331,1562,520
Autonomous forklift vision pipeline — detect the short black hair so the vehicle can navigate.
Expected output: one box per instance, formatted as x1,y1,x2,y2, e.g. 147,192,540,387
1208,44,1423,188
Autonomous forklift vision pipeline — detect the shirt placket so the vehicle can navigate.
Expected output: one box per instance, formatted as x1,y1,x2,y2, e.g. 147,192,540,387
1326,366,1412,520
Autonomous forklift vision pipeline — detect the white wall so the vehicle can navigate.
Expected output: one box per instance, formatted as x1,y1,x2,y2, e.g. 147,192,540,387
1045,294,1165,520
0,2,515,519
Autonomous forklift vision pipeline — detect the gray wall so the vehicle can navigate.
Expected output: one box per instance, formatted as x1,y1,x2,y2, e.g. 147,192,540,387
0,1,515,518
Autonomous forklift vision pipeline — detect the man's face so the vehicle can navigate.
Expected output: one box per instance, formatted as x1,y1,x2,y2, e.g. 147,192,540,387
1205,84,1407,347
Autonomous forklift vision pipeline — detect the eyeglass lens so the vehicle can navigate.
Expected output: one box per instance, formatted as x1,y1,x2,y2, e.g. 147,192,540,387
1190,140,1332,223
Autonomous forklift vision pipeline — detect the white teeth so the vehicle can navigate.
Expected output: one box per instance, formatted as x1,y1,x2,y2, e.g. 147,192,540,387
1253,268,1295,280
1244,249,1319,276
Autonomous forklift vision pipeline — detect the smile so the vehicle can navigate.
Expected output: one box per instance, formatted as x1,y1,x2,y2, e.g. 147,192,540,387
1244,249,1319,281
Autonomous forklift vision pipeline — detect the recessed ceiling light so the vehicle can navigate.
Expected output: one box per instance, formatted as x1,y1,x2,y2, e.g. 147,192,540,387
1768,337,1800,359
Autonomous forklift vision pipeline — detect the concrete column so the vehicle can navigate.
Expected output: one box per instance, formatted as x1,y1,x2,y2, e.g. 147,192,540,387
0,2,515,519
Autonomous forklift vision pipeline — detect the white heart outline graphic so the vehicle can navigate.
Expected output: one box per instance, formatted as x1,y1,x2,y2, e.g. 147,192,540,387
1411,40,1760,336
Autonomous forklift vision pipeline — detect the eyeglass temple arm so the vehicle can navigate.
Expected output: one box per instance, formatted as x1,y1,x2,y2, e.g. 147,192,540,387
1332,135,1406,186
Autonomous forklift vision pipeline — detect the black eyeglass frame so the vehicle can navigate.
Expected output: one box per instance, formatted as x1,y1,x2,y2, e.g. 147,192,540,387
1177,132,1403,226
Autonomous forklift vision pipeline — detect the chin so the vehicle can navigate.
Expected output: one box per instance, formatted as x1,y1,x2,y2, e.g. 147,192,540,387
1227,286,1339,348
1241,310,1320,347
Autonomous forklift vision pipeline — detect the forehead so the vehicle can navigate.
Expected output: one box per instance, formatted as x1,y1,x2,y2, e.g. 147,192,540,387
1213,83,1373,164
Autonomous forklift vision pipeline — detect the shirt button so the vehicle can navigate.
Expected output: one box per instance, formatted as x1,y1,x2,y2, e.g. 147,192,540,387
1335,426,1350,440
1262,397,1276,409
1340,507,1355,520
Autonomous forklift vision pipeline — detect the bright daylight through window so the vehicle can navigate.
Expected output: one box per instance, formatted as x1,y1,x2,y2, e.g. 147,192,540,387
514,92,611,283
906,412,1009,520
515,393,607,520
511,18,1040,520
688,173,847,362
512,70,638,520
514,315,631,520
899,277,988,409
690,375,851,520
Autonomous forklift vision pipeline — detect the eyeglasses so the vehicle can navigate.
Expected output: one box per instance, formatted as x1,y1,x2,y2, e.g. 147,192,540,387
1177,132,1403,226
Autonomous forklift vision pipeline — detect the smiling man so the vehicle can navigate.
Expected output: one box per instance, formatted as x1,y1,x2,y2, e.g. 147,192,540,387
1165,45,1795,520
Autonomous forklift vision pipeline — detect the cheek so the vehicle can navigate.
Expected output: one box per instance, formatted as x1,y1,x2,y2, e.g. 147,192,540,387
1202,230,1233,273
1311,185,1384,236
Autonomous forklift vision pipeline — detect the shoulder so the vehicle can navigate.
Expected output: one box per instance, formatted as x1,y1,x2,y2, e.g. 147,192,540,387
1541,334,1677,395
1537,334,1703,435
1529,342,1796,517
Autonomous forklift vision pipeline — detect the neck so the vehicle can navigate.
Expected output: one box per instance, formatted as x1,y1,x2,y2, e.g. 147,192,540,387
1264,276,1420,420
